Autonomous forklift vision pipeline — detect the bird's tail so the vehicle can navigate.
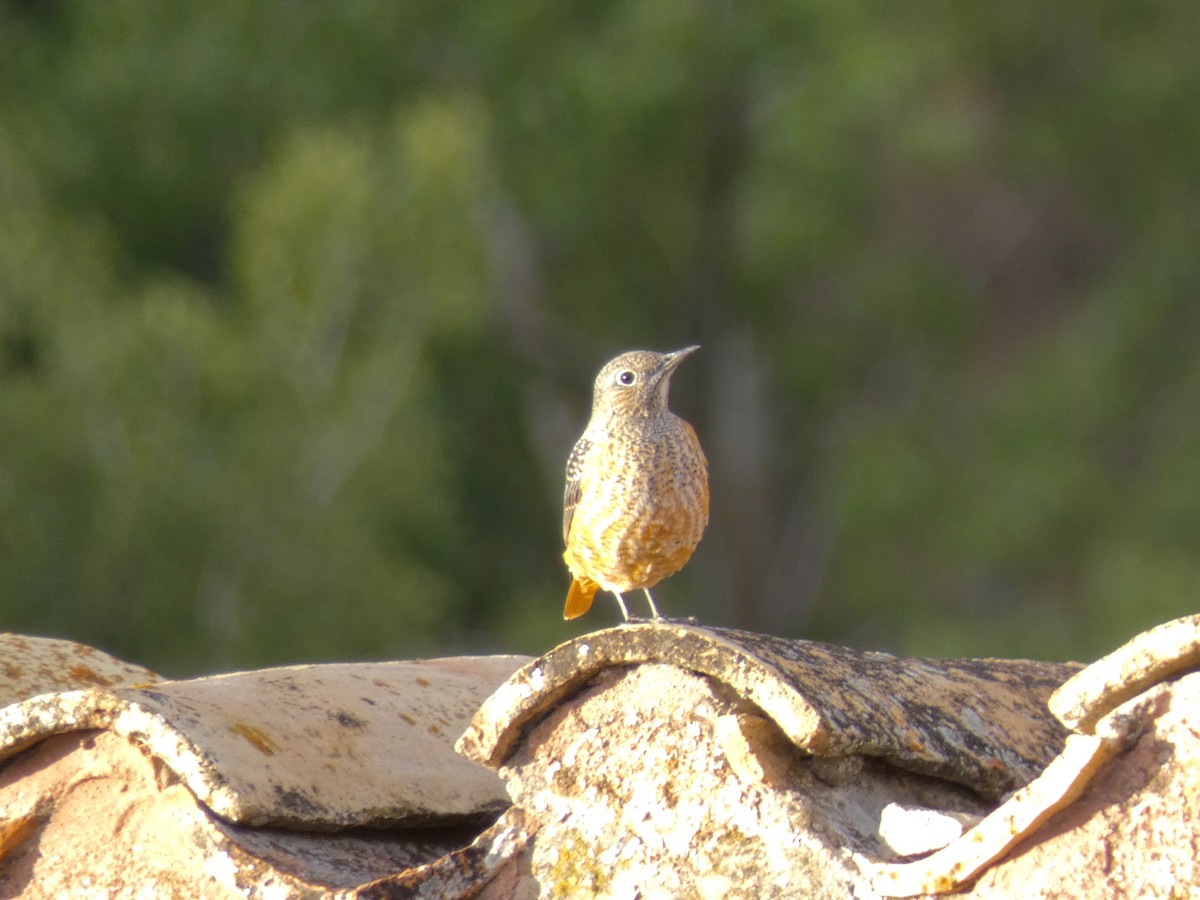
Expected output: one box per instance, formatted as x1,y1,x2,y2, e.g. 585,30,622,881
563,576,600,620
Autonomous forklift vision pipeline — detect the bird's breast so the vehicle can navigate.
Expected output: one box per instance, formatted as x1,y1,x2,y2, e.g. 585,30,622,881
564,417,708,592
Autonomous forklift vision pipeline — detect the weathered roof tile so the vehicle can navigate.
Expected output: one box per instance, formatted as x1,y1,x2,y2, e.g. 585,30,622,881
458,622,1080,798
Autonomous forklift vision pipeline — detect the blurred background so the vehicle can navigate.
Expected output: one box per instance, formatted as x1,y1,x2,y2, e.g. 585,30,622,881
1,3,1198,676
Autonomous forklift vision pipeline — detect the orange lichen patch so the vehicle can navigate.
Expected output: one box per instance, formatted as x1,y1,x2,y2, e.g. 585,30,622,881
415,677,431,688
399,712,417,726
229,723,278,756
1,634,161,710
65,665,115,687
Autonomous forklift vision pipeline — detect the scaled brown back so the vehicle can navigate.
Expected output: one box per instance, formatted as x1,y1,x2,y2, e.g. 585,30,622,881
562,346,709,620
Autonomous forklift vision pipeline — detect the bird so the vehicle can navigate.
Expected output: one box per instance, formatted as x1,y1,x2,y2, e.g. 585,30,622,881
561,345,709,621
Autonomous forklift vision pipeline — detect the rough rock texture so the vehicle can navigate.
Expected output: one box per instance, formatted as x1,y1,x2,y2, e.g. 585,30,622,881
972,672,1200,897
868,730,1119,896
4,615,1197,897
351,807,539,900
0,652,530,898
0,657,524,828
872,613,1200,896
1049,613,1200,731
497,662,990,898
0,633,160,708
459,623,1083,898
969,623,1200,899
460,619,1200,899
460,623,1080,799
0,730,485,897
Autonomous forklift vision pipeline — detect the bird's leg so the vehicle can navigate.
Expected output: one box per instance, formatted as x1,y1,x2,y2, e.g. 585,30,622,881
613,591,631,620
642,589,662,620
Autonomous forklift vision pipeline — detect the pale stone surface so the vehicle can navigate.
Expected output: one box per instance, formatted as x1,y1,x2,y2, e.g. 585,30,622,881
459,623,1081,799
0,656,527,828
869,618,1200,898
495,663,989,899
868,731,1118,896
714,711,797,787
1050,613,1200,732
0,632,160,708
972,671,1200,898
460,620,1200,899
0,729,486,898
0,649,531,897
3,615,1197,897
877,803,977,857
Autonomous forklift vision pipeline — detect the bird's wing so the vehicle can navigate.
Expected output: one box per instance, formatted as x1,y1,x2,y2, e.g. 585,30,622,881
562,435,592,544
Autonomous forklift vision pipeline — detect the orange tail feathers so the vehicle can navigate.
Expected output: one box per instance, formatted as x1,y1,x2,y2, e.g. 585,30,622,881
563,577,599,620
0,809,43,864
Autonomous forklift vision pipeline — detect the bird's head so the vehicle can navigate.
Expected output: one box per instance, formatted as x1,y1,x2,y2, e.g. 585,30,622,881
590,345,700,419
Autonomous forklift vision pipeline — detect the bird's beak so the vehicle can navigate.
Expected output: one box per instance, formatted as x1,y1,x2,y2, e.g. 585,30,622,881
661,345,700,374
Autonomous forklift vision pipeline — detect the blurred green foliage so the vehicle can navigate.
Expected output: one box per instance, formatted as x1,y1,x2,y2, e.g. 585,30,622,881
1,1,1198,674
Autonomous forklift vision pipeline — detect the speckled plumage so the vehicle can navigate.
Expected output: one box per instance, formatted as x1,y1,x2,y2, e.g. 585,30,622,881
562,346,709,620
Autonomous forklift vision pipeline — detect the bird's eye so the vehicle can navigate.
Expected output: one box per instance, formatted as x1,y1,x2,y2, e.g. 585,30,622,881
617,370,637,386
